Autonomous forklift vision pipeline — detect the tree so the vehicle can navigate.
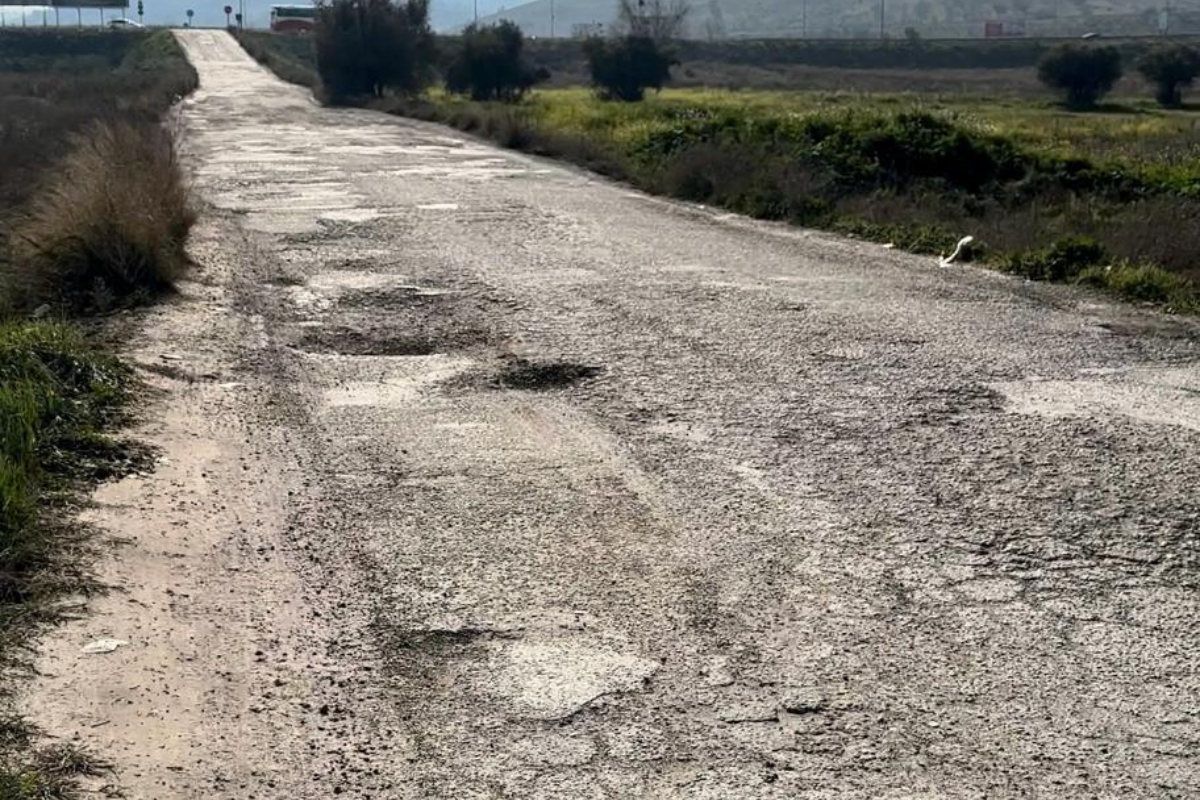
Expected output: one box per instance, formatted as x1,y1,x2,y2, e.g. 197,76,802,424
1137,44,1200,108
583,35,676,102
445,21,543,102
613,0,689,41
315,0,436,102
1037,45,1122,110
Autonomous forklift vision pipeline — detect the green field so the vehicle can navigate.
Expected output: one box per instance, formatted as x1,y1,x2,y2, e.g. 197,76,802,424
444,85,1200,172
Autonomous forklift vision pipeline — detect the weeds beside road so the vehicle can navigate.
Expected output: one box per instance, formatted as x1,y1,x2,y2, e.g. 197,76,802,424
0,29,196,799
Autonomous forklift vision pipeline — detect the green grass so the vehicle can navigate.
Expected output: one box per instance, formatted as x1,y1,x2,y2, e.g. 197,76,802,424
0,321,133,646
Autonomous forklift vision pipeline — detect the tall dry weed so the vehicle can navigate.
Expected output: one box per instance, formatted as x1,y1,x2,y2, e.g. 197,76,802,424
4,119,194,312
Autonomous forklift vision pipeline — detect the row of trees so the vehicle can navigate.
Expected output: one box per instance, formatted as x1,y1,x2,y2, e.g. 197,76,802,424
313,0,1200,112
1039,43,1200,110
315,0,683,104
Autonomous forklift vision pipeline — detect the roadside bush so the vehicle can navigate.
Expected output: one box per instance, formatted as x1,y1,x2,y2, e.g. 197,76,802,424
583,36,675,102
633,110,1031,194
315,0,435,101
445,21,541,102
1037,45,1122,110
1137,44,1200,108
1001,236,1108,282
4,120,194,313
1078,262,1198,310
798,111,1028,192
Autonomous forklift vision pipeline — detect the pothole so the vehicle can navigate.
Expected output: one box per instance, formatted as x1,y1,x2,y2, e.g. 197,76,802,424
492,358,604,391
296,327,439,356
295,324,489,357
333,286,449,311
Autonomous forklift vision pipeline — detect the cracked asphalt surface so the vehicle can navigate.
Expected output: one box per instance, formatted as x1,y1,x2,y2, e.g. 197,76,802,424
28,30,1200,799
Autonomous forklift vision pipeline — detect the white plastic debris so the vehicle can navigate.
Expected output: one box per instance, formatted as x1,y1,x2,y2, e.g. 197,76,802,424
160,353,184,362
940,235,975,267
81,638,129,655
31,304,52,319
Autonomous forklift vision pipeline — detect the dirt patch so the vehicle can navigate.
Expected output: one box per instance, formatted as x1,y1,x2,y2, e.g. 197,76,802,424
492,358,604,391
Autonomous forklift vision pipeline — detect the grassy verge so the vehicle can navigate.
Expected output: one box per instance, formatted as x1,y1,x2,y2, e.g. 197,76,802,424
241,33,1199,314
399,88,1200,313
234,30,318,89
0,29,196,798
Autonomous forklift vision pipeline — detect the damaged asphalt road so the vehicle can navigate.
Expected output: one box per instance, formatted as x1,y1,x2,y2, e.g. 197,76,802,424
25,29,1200,800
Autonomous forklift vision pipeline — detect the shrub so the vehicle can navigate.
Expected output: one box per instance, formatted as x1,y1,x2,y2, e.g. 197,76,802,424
1002,236,1108,282
1037,45,1122,110
583,36,676,102
315,0,435,102
1137,44,1200,108
445,21,541,102
4,120,194,313
1078,262,1198,310
798,111,1027,192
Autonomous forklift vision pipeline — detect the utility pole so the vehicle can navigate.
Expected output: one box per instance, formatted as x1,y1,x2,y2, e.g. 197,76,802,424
802,0,807,37
550,0,555,37
880,0,885,40
473,0,477,24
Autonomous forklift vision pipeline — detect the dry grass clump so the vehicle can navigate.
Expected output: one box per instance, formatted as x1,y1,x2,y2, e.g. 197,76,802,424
4,120,194,313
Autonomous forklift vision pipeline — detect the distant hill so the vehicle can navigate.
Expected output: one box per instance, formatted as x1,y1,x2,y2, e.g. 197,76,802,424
477,0,1200,39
